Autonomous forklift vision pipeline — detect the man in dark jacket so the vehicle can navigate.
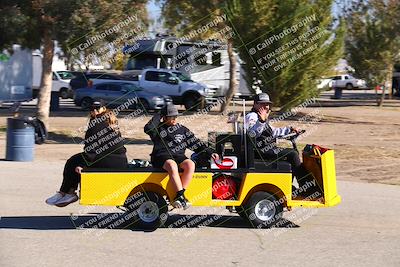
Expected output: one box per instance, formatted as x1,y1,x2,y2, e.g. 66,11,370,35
145,104,219,209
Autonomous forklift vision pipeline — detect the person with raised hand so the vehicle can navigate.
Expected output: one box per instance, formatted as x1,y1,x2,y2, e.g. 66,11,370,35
144,104,219,209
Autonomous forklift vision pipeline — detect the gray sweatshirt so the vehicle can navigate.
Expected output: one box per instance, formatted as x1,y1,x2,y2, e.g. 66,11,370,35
244,112,291,138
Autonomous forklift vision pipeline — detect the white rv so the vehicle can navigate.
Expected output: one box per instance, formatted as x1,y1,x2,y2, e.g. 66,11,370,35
123,37,257,99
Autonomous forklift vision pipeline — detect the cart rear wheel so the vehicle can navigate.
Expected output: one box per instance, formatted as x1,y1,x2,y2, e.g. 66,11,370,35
243,191,283,228
124,191,168,230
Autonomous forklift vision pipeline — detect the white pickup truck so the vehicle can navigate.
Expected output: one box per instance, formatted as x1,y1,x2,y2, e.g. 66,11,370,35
330,74,367,89
129,68,219,111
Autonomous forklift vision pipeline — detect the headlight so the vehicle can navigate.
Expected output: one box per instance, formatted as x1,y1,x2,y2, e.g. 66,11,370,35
197,87,206,96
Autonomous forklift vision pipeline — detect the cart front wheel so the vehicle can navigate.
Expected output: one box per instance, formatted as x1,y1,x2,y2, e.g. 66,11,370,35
243,191,283,228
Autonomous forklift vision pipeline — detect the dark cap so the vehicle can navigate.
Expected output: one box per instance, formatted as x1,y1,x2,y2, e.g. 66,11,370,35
90,100,106,111
254,93,272,104
161,103,180,117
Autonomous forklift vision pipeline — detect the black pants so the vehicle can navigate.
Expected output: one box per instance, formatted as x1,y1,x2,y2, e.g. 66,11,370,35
151,154,188,168
60,152,128,193
261,148,311,186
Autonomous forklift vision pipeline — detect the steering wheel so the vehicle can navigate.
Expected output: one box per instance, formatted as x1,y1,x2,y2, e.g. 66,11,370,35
280,129,306,140
279,129,306,152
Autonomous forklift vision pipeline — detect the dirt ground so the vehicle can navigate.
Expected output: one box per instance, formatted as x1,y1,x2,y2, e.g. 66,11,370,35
1,92,399,185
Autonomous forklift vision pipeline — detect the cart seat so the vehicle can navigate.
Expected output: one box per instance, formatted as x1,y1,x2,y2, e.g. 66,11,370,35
253,160,292,172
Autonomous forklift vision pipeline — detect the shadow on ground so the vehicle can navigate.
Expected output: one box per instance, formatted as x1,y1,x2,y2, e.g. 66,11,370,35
0,213,298,232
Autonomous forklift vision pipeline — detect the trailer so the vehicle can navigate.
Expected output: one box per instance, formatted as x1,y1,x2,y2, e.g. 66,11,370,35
0,45,33,103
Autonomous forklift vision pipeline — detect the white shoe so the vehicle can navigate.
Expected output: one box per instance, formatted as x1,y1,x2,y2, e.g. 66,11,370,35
45,192,64,205
171,196,191,210
54,193,79,207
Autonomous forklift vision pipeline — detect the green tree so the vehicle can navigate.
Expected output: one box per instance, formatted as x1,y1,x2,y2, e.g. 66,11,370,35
160,0,344,111
0,0,148,128
345,0,400,106
64,0,148,70
226,0,345,110
1,0,80,128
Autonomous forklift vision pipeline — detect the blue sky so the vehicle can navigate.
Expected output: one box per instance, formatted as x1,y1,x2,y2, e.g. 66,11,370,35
148,0,161,19
147,0,163,36
146,0,342,35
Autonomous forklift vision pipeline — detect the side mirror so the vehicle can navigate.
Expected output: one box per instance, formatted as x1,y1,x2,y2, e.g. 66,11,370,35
166,77,179,84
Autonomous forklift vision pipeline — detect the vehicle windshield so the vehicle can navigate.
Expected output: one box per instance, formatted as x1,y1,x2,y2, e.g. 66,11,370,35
57,71,79,80
172,71,193,82
121,83,141,91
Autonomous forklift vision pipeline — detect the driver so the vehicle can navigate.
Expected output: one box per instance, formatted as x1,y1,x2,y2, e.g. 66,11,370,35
244,93,313,192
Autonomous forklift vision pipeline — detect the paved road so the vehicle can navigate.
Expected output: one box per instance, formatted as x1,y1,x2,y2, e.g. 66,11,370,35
1,160,399,267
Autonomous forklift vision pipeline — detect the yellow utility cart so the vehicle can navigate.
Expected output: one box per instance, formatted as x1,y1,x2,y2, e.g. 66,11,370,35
80,130,341,230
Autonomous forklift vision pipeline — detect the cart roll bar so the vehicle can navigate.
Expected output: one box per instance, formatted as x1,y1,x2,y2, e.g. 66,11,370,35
243,99,247,168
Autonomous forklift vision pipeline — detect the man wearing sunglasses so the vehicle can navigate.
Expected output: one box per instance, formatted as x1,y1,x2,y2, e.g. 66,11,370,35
244,93,311,191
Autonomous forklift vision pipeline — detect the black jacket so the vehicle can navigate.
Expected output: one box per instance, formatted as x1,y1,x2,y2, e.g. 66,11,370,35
83,116,126,163
144,113,214,158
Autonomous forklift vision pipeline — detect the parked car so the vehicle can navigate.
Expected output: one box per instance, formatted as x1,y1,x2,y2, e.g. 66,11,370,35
330,74,367,89
130,68,218,111
69,72,136,92
74,82,172,111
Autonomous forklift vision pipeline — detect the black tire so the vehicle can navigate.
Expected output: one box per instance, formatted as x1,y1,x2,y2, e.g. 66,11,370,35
124,191,168,231
80,97,93,110
346,83,353,90
60,88,69,99
32,89,39,99
183,94,204,111
242,191,283,228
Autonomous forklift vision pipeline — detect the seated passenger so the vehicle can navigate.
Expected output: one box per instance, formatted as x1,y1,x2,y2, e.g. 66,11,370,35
144,104,219,209
244,93,315,193
46,101,128,207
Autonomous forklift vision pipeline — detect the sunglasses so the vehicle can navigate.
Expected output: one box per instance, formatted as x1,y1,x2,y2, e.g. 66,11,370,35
90,106,102,112
166,116,177,120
